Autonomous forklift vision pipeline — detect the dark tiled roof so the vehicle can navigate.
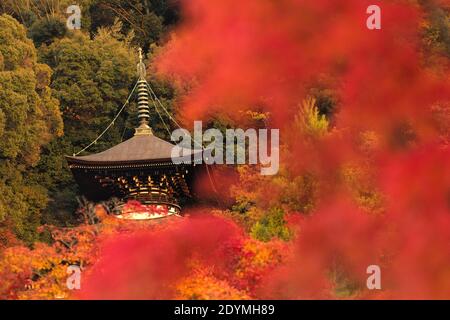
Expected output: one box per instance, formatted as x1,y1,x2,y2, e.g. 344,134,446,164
66,134,199,166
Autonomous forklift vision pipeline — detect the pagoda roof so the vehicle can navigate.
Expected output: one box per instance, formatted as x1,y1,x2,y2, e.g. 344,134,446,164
67,49,202,169
66,133,199,167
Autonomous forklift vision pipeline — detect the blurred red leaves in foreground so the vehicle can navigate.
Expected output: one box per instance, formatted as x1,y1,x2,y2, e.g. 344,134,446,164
157,0,449,299
78,215,242,299
78,147,450,299
157,0,449,133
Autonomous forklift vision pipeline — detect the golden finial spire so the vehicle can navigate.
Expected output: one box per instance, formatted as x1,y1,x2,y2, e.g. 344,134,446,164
135,48,152,135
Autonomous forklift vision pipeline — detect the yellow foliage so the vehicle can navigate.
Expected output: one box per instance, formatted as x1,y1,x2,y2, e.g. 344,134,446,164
341,162,385,214
295,97,329,138
175,266,251,300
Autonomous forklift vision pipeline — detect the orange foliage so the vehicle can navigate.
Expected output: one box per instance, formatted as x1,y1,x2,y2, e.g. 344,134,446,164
175,263,251,300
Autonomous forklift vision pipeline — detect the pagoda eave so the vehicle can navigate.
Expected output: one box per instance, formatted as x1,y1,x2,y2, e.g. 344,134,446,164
66,156,202,170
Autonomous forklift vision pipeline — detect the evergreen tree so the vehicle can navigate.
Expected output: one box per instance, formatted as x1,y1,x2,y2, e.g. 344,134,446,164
28,16,67,47
0,14,63,243
36,27,138,224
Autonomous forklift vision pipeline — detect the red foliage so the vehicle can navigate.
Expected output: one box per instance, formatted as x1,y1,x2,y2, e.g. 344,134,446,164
78,214,242,299
153,0,450,299
259,201,384,299
378,145,450,299
260,145,450,299
156,0,450,202
157,0,448,133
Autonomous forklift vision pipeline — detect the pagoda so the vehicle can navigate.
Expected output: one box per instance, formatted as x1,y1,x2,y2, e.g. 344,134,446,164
66,49,204,220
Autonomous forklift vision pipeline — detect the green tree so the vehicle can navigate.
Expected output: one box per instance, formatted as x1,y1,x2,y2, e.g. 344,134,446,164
28,16,67,47
36,26,141,223
250,207,292,242
39,29,137,153
0,14,63,243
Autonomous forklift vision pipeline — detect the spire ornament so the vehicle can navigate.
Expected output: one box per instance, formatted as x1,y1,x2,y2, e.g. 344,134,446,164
135,48,153,136
137,48,147,80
